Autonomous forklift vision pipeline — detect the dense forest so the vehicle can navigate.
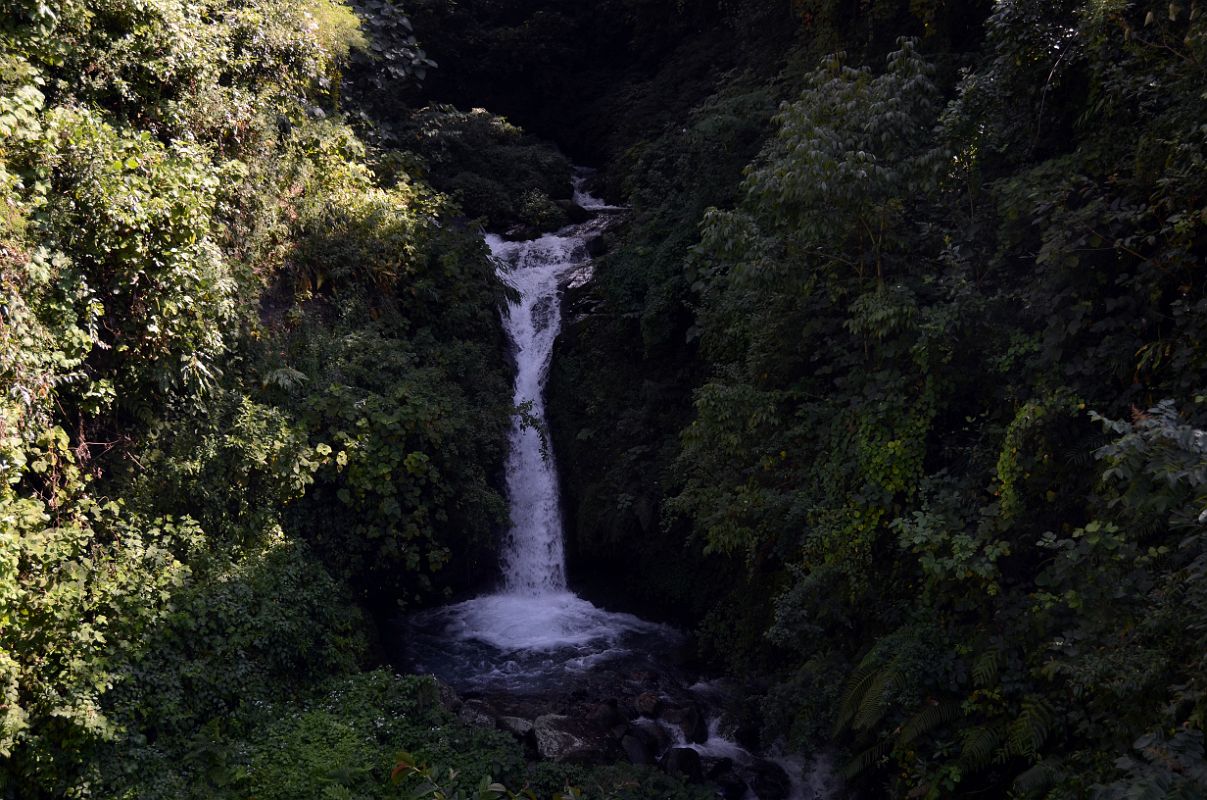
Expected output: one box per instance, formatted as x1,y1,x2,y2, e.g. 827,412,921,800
1,0,1206,798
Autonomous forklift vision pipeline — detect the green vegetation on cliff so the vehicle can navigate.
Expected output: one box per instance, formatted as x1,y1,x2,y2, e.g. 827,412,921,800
0,0,561,796
3,0,1207,798
541,0,1207,796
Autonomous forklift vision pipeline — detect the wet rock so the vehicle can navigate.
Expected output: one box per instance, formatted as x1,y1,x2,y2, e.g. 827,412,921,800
718,708,761,751
634,719,675,754
504,223,542,241
558,200,591,224
661,747,703,782
749,759,791,800
533,714,611,764
458,698,497,728
498,716,533,739
662,704,708,744
585,234,608,257
586,701,625,731
635,691,662,717
620,732,654,765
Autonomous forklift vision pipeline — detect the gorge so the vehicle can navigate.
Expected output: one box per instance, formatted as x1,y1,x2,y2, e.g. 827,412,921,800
2,1,1206,799
405,174,835,799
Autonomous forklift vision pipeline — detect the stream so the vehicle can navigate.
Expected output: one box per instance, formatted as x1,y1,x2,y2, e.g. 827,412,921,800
405,171,839,800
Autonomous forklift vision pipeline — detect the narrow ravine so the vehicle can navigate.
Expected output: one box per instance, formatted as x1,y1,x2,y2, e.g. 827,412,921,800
406,171,838,800
407,172,673,691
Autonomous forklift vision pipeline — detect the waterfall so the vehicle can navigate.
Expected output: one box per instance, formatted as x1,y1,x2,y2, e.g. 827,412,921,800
484,171,616,594
487,231,579,593
406,175,675,684
407,172,672,683
404,170,834,800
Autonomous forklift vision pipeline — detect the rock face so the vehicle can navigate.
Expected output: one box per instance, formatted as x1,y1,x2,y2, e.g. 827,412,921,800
533,714,612,764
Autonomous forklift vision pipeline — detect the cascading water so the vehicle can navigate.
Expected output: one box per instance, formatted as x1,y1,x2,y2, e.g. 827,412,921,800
407,172,674,689
489,229,572,594
405,170,837,800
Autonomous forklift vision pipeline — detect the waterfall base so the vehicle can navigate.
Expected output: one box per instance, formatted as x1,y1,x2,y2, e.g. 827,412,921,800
403,591,838,800
406,590,682,693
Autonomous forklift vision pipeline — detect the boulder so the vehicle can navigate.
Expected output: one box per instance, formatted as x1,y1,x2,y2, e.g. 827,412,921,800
498,716,533,740
585,234,608,257
635,691,662,717
504,223,542,241
661,747,704,783
708,758,748,800
558,200,592,224
633,719,675,754
533,714,611,764
586,701,625,731
432,678,462,713
717,709,761,751
620,732,655,765
662,704,708,744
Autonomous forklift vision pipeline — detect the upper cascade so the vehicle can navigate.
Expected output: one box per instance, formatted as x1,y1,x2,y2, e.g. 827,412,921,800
488,169,619,595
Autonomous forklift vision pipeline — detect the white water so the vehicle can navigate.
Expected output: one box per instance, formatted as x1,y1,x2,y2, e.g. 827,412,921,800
408,172,669,687
488,229,575,593
405,172,834,799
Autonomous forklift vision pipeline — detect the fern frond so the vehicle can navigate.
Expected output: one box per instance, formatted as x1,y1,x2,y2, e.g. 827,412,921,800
1004,698,1055,760
853,657,909,731
1013,758,1064,796
972,647,1001,688
842,738,894,780
835,657,882,733
959,724,1002,772
262,366,310,392
897,698,962,746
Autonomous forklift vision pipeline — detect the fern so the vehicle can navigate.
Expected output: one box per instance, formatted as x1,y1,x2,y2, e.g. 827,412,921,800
835,657,883,733
972,647,1001,688
897,698,962,746
1004,698,1055,760
262,366,310,392
48,370,87,388
842,737,894,780
853,658,909,731
959,724,1003,772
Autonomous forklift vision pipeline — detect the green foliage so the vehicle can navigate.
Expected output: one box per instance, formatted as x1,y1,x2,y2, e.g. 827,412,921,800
545,72,776,622
29,106,233,406
352,0,436,90
282,320,510,601
0,0,515,795
243,672,520,800
1093,730,1207,800
7,0,1207,798
548,1,1207,796
397,106,573,230
0,500,196,793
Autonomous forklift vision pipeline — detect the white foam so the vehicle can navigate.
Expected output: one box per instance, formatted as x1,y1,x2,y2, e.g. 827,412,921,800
429,591,667,652
572,168,625,212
